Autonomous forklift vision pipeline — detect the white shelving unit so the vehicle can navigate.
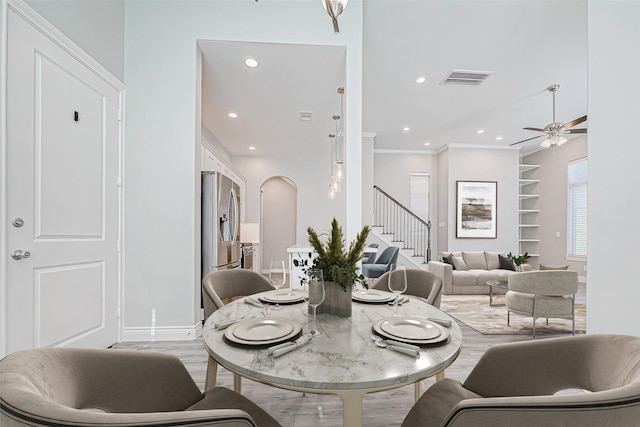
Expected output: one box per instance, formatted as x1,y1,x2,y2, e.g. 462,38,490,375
519,164,540,261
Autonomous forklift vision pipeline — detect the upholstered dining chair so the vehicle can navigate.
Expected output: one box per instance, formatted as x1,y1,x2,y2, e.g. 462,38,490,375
362,243,379,264
505,270,578,338
202,269,274,391
402,334,640,427
0,347,281,427
372,268,443,308
361,246,400,279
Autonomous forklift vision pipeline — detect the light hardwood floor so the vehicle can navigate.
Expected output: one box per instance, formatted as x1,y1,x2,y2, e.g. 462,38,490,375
114,283,586,426
113,322,533,426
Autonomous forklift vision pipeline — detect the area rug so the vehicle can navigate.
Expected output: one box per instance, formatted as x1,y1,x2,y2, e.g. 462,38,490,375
440,294,586,336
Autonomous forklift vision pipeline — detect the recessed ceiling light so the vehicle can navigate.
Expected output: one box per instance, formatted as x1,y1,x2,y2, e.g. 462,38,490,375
228,112,238,119
245,58,258,68
416,76,426,84
496,136,503,141
477,129,485,134
249,146,256,150
403,127,410,132
424,142,431,146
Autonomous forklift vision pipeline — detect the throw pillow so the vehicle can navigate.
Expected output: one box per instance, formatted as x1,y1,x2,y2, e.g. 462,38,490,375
540,264,569,270
443,254,456,270
462,251,487,270
498,254,516,271
452,256,468,271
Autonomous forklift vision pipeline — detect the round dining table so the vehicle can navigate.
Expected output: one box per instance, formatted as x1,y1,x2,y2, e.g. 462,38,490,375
203,290,462,427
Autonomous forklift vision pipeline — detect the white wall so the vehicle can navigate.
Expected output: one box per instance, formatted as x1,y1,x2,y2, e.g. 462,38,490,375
233,154,347,243
587,1,640,336
123,0,363,333
445,146,520,253
523,135,588,275
24,0,125,81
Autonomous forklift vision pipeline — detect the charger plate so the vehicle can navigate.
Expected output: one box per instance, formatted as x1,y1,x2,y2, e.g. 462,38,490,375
352,289,396,303
259,290,305,304
225,318,301,346
373,317,449,345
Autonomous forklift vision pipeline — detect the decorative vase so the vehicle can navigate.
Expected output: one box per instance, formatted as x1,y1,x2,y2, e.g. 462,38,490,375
309,281,352,318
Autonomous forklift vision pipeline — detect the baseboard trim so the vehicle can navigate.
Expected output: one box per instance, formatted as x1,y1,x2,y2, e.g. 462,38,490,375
122,323,202,342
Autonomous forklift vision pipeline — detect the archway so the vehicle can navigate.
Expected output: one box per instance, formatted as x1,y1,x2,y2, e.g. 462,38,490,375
260,177,297,275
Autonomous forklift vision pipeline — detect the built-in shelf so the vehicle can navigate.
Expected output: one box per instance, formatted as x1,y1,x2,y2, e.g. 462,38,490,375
519,209,540,214
519,164,540,173
519,162,540,262
519,224,539,228
519,194,540,199
519,179,540,187
519,239,540,242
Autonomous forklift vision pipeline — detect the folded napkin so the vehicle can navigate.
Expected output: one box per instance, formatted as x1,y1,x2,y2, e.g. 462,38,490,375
214,318,244,330
380,339,420,353
244,298,264,307
427,317,452,328
386,344,420,358
388,296,410,306
270,334,312,358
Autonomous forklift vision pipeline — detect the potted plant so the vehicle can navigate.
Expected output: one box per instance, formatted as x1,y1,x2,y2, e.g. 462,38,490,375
306,218,370,317
507,252,530,272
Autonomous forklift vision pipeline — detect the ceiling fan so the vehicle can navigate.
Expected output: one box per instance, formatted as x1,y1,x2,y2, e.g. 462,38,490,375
510,84,587,148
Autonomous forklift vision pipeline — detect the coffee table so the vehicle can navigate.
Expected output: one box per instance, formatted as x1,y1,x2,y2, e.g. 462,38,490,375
203,292,462,426
487,280,508,306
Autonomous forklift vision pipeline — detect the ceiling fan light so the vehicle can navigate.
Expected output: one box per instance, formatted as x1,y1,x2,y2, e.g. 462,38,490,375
541,138,552,148
557,136,568,146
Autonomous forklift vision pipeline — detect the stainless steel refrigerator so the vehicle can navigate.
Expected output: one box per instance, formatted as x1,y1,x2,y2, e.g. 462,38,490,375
202,171,241,277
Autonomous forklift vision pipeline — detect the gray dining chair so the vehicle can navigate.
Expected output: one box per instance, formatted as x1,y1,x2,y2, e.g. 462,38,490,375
362,246,400,279
202,269,274,392
372,268,442,308
401,334,640,427
0,347,282,427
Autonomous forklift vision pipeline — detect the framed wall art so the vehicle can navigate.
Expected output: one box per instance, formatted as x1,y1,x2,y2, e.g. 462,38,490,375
456,181,497,238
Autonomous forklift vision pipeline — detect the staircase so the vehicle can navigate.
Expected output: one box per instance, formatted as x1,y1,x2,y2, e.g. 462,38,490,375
372,186,432,271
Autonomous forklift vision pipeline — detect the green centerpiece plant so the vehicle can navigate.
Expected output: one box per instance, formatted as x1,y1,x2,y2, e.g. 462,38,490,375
507,252,530,271
307,218,371,291
306,218,371,317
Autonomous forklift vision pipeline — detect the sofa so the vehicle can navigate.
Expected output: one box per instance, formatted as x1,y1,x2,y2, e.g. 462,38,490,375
427,251,530,295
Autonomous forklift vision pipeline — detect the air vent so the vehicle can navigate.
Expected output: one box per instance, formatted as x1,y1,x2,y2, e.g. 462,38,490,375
442,69,493,86
300,111,312,121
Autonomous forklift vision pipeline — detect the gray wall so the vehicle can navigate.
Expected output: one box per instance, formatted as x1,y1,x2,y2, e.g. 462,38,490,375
445,146,520,253
523,135,587,277
25,0,125,81
260,177,297,269
587,0,640,336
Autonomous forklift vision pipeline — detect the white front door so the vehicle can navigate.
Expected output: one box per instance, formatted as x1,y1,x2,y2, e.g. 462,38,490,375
5,8,121,353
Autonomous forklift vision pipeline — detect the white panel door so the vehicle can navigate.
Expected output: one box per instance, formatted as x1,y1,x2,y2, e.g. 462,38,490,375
6,9,121,353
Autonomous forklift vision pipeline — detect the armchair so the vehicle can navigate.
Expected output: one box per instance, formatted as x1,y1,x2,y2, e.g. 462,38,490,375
506,270,578,338
402,334,640,427
372,269,442,308
0,347,281,427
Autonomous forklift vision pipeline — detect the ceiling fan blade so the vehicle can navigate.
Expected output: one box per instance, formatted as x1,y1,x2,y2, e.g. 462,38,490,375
523,127,546,132
563,115,587,129
566,128,587,134
509,135,543,146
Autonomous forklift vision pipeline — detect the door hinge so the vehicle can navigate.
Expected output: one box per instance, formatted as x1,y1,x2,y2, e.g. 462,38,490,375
116,306,121,318
117,108,122,121
116,241,122,252
117,176,122,186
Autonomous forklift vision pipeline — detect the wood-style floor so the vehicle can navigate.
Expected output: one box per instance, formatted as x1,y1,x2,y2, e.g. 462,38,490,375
113,322,532,426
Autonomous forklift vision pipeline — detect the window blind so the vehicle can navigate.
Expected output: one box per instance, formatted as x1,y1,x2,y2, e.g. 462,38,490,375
567,159,588,258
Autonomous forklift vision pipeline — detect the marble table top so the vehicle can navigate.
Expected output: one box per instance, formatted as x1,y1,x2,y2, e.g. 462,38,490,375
203,292,462,392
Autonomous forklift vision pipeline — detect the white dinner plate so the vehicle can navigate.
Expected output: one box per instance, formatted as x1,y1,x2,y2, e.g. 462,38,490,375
232,318,295,341
259,290,305,303
225,318,301,346
352,289,396,303
379,317,441,340
373,317,449,345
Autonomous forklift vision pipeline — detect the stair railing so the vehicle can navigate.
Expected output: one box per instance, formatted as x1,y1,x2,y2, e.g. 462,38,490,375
373,186,432,263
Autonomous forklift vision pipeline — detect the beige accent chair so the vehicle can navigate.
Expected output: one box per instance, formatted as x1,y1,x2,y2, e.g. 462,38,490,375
372,269,443,308
0,347,281,427
505,270,578,338
402,334,640,427
202,269,274,392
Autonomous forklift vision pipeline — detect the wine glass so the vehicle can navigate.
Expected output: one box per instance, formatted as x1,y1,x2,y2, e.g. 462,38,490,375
388,264,407,315
307,269,325,336
269,260,286,310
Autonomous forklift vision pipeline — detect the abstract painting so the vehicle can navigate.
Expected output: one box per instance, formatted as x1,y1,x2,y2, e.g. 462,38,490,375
456,181,497,238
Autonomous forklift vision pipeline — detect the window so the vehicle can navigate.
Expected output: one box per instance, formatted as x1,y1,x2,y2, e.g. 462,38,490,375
567,158,587,259
410,173,430,221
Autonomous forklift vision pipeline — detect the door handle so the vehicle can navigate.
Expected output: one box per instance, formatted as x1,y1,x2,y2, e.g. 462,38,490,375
11,250,31,260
